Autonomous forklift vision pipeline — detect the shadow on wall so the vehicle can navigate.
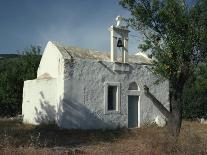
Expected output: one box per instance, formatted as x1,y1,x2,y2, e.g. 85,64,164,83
34,91,56,124
98,61,115,74
59,98,113,129
34,91,115,129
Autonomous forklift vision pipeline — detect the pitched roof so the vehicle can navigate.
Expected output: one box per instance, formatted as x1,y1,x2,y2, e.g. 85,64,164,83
52,41,152,65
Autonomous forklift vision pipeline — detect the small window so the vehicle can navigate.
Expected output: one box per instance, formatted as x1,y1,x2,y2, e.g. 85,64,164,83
128,82,138,90
108,86,117,110
104,82,120,114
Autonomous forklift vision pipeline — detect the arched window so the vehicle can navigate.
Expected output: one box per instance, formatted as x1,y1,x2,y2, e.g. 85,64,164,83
128,82,139,91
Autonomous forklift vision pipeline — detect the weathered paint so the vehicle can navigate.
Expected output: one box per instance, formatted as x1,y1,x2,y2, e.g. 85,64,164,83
56,58,169,129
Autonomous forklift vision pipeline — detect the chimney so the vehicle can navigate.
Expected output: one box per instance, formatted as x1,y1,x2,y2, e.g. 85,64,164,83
109,16,130,63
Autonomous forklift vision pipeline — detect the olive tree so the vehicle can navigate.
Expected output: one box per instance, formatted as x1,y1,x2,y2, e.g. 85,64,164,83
120,0,207,136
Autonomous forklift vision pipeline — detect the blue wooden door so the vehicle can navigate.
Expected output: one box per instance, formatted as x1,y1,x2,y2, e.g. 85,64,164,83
128,96,139,128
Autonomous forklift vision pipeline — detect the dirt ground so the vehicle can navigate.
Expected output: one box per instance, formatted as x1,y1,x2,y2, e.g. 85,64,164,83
0,119,206,155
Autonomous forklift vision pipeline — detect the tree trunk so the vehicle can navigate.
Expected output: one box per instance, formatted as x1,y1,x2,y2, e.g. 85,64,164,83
144,85,182,136
168,89,182,136
168,95,182,136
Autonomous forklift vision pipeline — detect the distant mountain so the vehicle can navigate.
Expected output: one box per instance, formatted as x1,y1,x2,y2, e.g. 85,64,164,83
0,54,20,59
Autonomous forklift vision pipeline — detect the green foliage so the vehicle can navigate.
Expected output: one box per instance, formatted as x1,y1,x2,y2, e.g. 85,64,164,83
120,0,207,84
120,0,207,121
0,46,41,116
182,62,207,119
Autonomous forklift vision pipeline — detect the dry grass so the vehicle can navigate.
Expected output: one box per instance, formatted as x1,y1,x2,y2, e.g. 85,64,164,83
0,119,206,155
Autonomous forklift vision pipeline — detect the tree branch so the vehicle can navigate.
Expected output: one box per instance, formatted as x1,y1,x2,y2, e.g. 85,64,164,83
144,85,171,118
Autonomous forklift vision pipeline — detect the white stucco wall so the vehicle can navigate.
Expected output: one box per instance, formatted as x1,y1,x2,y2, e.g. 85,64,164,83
58,58,169,129
36,41,65,125
37,41,64,79
22,78,57,124
22,41,169,129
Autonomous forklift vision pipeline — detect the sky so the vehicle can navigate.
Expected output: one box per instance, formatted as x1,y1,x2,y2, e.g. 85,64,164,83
0,0,142,54
0,0,197,54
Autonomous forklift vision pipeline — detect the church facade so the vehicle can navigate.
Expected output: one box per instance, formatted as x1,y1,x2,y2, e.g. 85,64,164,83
22,17,169,129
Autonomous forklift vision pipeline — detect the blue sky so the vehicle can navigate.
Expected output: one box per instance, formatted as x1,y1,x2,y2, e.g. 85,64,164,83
0,0,140,54
0,0,197,54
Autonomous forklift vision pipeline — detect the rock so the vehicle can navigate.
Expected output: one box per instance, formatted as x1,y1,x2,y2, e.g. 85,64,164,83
200,118,207,124
155,116,166,127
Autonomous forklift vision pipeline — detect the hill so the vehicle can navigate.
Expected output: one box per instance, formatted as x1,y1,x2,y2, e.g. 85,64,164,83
0,54,20,59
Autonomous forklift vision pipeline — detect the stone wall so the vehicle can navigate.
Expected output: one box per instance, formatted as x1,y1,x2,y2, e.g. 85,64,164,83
58,58,169,129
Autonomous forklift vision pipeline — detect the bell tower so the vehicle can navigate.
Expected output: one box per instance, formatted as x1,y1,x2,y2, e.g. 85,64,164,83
109,16,130,63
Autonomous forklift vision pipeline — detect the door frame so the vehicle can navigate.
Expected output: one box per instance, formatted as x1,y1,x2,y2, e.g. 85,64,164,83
128,90,141,128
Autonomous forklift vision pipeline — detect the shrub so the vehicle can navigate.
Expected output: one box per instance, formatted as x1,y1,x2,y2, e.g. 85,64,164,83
0,46,41,116
182,63,207,119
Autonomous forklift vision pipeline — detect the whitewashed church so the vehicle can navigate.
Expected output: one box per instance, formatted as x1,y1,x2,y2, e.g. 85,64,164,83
22,16,169,129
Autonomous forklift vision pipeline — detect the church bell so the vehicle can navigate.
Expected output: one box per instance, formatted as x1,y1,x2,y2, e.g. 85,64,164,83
117,38,123,47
